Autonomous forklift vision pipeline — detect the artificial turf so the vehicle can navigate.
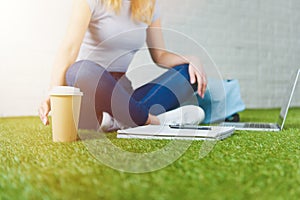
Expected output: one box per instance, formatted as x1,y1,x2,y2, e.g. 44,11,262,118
0,108,300,200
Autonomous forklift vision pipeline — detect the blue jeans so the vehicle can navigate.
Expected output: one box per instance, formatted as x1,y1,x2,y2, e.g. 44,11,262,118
66,60,197,129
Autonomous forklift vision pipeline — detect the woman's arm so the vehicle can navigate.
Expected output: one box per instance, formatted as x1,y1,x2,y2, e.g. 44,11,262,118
146,19,207,98
39,0,92,125
50,0,91,87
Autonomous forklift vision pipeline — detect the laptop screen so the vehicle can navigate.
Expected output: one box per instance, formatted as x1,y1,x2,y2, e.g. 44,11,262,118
277,69,300,129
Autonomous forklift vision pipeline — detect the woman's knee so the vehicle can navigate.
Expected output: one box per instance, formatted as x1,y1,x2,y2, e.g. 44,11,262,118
66,60,107,86
173,63,189,75
172,63,197,90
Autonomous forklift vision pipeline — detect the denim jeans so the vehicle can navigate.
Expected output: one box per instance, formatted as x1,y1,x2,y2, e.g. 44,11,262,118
66,60,197,129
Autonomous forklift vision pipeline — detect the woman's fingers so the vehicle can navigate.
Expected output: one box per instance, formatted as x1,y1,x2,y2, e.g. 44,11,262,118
199,73,207,98
188,64,207,98
39,99,51,125
196,72,206,98
189,69,197,84
39,105,48,125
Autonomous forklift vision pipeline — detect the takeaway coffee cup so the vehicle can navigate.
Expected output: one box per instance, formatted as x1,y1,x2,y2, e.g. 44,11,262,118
50,86,83,142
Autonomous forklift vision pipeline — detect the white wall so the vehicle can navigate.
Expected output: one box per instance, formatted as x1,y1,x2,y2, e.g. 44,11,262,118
0,0,72,116
0,0,299,117
131,0,300,108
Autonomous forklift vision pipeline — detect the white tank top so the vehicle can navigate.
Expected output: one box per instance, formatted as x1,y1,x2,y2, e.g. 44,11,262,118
77,0,160,72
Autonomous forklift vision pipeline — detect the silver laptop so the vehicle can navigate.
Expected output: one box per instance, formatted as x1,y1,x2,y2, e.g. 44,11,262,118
220,69,299,131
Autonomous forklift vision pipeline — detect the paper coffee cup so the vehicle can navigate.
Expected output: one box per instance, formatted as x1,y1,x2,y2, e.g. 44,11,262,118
50,86,83,142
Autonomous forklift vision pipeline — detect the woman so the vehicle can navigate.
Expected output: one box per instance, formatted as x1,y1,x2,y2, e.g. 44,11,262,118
39,0,207,131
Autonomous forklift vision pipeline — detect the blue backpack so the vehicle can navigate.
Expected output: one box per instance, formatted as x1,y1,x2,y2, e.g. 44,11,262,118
185,79,245,124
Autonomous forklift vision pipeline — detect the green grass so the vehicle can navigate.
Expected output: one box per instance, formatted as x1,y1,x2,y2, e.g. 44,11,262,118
1,108,300,200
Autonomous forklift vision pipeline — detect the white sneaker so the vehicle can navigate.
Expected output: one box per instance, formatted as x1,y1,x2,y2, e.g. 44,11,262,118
99,112,127,132
157,105,205,125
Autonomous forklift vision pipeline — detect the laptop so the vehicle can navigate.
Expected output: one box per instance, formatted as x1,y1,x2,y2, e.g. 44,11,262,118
220,69,300,131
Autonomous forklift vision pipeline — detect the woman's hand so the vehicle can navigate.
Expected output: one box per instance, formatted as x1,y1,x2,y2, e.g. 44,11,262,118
187,56,207,98
38,97,51,125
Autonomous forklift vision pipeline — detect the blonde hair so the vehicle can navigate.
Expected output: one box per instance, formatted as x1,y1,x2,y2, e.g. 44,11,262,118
101,0,156,24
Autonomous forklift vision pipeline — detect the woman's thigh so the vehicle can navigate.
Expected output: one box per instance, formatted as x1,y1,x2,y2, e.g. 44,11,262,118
66,60,149,129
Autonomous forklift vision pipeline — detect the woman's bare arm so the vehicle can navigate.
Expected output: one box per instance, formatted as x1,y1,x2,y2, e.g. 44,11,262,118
146,19,207,98
39,0,92,125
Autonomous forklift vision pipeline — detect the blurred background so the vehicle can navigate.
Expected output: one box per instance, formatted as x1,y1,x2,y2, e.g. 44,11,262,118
0,0,299,117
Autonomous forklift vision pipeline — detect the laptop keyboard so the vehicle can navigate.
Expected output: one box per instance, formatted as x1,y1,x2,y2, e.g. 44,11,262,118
245,123,272,129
